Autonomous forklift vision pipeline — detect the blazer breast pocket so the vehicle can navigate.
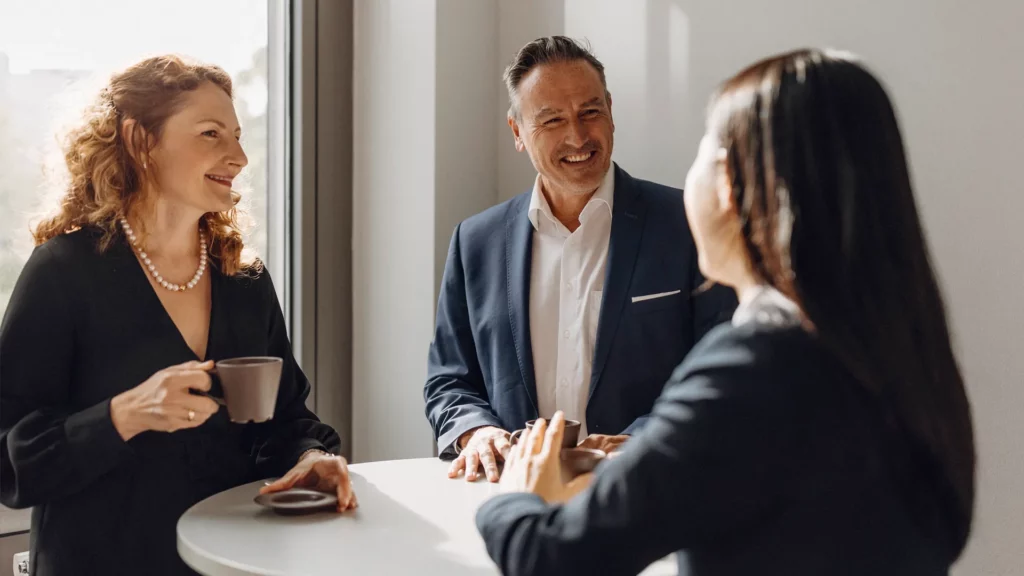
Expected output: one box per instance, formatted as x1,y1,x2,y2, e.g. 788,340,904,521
630,289,683,314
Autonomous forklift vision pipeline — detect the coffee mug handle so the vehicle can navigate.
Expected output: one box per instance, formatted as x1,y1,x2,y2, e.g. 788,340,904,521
509,428,525,445
189,388,227,406
189,367,226,406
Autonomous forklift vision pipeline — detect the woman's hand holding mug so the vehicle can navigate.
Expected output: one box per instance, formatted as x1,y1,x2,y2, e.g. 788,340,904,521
110,360,221,441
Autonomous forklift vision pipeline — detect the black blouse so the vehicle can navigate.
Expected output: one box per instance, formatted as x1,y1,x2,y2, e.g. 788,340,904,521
0,228,341,575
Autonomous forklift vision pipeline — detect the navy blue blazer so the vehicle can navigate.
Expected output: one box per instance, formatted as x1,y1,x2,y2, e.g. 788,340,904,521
425,164,737,457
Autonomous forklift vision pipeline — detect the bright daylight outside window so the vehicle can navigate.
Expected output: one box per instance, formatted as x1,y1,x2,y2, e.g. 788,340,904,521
0,0,270,319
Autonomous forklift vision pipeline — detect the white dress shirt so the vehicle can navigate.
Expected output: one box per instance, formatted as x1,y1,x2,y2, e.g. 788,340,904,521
528,168,615,438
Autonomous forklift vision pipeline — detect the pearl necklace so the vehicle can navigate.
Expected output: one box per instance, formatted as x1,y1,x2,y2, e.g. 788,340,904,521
120,218,208,292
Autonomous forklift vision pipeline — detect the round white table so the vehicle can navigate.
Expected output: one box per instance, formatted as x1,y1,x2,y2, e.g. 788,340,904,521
177,457,676,575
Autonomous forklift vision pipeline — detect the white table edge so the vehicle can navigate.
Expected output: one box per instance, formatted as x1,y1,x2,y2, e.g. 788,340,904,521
176,459,677,575
178,523,288,576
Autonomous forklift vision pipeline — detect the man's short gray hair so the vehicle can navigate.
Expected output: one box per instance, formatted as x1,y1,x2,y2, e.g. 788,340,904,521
502,36,608,119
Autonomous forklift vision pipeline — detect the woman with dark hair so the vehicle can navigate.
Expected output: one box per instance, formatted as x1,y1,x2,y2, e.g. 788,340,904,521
0,55,355,575
476,48,975,576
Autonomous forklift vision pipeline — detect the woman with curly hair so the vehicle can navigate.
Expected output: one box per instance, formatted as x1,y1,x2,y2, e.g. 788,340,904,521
0,55,355,575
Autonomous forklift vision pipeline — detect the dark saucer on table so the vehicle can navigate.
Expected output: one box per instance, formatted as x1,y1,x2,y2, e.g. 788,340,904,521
560,447,606,478
254,488,338,515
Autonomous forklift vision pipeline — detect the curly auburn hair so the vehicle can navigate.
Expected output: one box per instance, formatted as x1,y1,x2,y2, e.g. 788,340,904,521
32,54,258,276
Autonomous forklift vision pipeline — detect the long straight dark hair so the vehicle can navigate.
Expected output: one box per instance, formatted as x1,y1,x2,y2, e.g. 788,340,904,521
709,49,975,554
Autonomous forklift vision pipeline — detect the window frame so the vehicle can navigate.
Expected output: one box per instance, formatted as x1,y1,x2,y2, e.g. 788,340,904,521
282,0,353,456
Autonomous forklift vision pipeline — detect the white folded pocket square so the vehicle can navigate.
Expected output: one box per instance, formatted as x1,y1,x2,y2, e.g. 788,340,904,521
631,290,681,303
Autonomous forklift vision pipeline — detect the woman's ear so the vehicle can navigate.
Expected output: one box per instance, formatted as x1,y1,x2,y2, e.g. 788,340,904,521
120,118,152,170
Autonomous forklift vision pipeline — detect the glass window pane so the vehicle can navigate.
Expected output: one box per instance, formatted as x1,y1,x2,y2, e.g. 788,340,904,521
0,0,270,319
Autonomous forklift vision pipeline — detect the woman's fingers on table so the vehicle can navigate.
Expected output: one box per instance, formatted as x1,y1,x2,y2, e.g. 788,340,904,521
335,481,352,512
323,457,354,509
333,460,357,512
341,485,357,512
257,454,356,512
260,469,301,494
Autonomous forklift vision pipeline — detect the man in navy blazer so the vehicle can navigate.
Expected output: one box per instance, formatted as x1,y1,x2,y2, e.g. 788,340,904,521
425,36,736,482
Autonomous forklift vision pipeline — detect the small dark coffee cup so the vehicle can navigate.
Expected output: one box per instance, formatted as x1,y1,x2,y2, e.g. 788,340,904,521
509,418,582,449
192,356,283,423
505,419,605,481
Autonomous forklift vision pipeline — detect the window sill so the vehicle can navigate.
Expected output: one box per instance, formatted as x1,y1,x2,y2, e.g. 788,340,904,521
0,506,31,536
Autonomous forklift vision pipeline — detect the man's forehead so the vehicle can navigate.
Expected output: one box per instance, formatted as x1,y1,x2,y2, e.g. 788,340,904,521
518,62,606,115
531,96,606,118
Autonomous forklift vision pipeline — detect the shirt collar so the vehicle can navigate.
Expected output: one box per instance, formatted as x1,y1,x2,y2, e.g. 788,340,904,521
528,166,615,232
732,285,803,327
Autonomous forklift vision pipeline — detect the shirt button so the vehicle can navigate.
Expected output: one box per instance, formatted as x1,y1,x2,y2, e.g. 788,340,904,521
560,378,568,386
566,282,573,290
563,330,570,339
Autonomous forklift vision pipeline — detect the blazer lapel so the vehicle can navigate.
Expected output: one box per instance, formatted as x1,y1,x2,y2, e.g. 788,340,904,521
506,195,539,413
589,165,646,399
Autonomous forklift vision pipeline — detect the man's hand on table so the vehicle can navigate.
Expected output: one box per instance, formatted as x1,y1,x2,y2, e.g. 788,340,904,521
576,433,630,455
448,426,511,483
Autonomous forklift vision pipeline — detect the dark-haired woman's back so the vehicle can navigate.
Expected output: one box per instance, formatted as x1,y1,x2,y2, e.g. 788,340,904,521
477,292,960,576
684,304,957,575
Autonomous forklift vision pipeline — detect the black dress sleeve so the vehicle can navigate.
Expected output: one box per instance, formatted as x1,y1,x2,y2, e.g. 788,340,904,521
0,243,131,509
475,324,803,576
247,268,342,478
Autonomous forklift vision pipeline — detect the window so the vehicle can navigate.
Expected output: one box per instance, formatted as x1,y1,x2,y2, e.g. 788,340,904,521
0,0,274,319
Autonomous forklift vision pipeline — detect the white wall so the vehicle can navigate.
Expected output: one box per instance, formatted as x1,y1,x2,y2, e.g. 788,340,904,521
353,0,503,462
435,0,501,291
564,0,690,190
352,0,438,462
356,2,1023,571
496,0,565,200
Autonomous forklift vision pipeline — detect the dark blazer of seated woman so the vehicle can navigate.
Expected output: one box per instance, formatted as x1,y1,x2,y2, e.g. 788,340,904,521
479,292,959,575
476,48,975,576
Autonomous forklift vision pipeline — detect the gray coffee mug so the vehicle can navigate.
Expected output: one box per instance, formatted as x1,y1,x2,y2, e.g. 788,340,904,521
195,356,283,423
